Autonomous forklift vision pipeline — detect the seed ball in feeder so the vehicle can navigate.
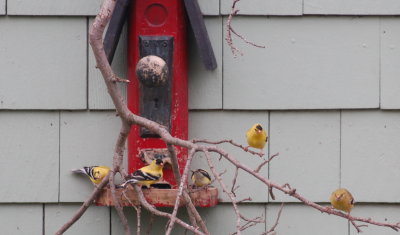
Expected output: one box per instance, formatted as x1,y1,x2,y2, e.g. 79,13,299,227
136,55,168,87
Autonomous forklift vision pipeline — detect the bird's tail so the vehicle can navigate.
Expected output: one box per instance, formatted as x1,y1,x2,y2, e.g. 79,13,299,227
117,179,138,188
71,168,86,174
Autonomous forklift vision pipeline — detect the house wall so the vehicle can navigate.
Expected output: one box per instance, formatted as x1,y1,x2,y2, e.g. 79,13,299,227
1,1,400,234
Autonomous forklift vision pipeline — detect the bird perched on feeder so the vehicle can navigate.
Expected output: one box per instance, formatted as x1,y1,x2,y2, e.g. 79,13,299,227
119,159,164,188
191,169,212,188
246,123,268,152
71,166,110,185
330,188,354,213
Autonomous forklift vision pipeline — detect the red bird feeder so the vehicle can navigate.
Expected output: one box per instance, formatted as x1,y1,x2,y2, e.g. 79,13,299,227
96,0,218,207
127,0,189,187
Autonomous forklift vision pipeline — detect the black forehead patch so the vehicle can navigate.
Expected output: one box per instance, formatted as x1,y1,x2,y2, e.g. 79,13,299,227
155,159,163,165
256,124,263,131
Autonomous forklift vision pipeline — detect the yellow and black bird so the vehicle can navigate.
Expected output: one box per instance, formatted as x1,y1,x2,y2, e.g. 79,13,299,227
119,159,164,188
191,169,212,188
246,123,268,151
72,166,110,185
330,188,354,213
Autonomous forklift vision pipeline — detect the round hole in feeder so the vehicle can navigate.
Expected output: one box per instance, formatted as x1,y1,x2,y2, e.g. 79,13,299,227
136,55,168,87
145,3,168,26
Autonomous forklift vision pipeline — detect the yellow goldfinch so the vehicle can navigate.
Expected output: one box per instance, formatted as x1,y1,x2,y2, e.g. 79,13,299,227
246,123,268,150
330,188,354,213
191,169,212,188
120,159,164,188
72,166,110,185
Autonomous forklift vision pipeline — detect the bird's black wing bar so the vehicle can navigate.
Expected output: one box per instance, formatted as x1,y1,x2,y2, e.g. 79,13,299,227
184,0,217,71
103,0,131,64
131,170,160,181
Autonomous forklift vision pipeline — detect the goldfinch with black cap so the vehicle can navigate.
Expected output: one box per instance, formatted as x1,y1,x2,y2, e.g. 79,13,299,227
120,159,164,188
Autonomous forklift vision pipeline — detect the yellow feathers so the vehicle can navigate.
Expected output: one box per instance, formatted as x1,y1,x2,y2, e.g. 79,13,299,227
72,166,110,185
330,188,354,213
120,159,165,188
191,169,212,188
246,123,268,150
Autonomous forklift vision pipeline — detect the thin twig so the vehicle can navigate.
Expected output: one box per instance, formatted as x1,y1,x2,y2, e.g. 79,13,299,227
350,219,363,233
167,145,208,234
166,148,197,235
111,74,130,83
237,197,252,203
225,0,242,56
264,203,284,235
203,148,243,235
136,205,141,235
182,191,207,233
133,185,206,235
167,144,181,184
110,172,131,235
146,213,155,235
54,174,110,235
254,153,279,173
225,0,265,56
192,139,264,157
122,190,141,235
231,167,239,195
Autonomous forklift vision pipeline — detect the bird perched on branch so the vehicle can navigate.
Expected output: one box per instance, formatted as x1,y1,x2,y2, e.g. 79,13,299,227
71,166,110,185
119,159,164,188
330,188,354,213
246,123,268,151
191,169,212,188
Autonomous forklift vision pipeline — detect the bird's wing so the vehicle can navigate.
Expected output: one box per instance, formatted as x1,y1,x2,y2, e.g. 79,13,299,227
349,193,354,205
118,170,160,188
130,169,161,181
198,169,211,181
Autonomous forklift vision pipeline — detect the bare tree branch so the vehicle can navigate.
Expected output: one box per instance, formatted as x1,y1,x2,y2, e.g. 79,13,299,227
203,149,243,235
225,0,265,56
166,148,197,235
205,145,400,232
136,205,141,235
264,203,284,235
167,145,209,234
192,139,264,158
122,191,142,235
146,213,155,235
254,152,279,173
231,167,239,196
110,172,131,235
55,174,110,235
133,185,206,235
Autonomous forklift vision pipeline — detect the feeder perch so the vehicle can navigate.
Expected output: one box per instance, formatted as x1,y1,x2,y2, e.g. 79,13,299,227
95,187,219,208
